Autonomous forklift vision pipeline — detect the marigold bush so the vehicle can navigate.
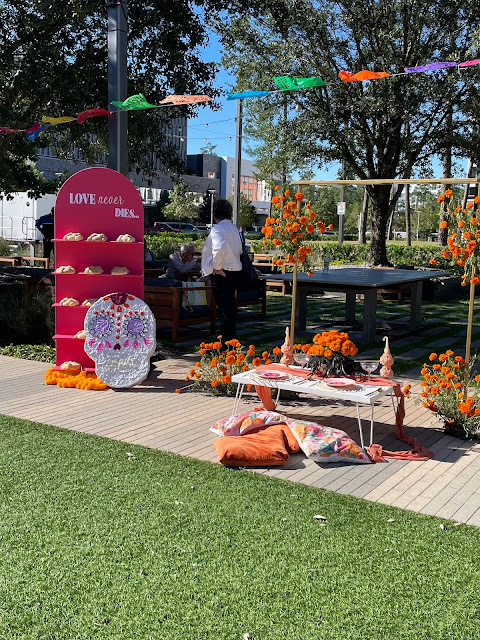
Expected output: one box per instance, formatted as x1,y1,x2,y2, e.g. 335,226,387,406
404,351,480,438
181,338,282,395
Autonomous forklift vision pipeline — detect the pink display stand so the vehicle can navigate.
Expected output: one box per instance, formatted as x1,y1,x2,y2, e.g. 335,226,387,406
53,168,144,371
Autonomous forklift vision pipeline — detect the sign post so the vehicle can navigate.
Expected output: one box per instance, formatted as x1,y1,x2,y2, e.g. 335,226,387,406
337,201,346,244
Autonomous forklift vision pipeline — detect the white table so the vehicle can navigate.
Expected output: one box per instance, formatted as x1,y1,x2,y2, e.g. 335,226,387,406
231,368,396,449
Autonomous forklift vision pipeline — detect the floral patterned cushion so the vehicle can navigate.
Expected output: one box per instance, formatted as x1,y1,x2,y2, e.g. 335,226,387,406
210,410,287,437
287,420,371,464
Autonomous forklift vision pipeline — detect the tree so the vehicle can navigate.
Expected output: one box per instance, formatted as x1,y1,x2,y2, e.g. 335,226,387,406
199,142,218,155
163,180,200,224
228,194,255,227
217,0,480,264
0,0,231,196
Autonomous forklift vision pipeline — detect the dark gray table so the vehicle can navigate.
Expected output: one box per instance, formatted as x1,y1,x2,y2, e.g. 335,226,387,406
261,268,447,342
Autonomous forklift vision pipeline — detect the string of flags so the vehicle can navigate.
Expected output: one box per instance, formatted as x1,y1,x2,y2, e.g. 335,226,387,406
1,56,479,140
0,95,211,140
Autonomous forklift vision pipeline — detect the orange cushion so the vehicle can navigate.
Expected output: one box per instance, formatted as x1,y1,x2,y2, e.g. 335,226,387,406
213,424,299,467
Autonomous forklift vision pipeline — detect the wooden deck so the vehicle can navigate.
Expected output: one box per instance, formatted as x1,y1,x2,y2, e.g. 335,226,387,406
2,354,480,526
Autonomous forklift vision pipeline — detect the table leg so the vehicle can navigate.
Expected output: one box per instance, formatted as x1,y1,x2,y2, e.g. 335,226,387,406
362,289,377,343
345,292,356,324
409,281,423,328
370,404,375,446
355,404,365,450
295,287,308,331
232,384,245,415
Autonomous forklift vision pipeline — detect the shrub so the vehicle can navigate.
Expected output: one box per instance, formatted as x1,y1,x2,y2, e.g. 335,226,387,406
145,232,205,259
0,237,11,256
0,287,54,345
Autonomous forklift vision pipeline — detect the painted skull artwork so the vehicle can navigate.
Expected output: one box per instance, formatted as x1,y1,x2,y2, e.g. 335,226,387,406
84,292,156,388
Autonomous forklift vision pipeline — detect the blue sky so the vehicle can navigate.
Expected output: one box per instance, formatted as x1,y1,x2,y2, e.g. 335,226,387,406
187,32,341,179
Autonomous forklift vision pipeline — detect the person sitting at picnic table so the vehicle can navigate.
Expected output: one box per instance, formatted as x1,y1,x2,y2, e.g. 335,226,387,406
166,243,201,279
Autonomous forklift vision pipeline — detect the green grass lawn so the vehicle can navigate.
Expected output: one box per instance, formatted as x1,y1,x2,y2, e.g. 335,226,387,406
1,414,479,639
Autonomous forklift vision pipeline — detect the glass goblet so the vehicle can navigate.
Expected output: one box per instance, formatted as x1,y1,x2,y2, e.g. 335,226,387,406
293,352,310,368
359,360,379,381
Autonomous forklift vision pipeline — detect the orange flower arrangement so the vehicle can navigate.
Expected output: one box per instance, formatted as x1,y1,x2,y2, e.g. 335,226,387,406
45,367,108,390
263,186,326,273
406,351,480,438
293,330,358,376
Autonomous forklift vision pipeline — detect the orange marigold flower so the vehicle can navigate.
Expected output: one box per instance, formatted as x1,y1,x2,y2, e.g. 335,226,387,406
199,349,206,355
445,189,453,198
221,375,231,384
466,202,474,209
438,354,447,362
299,215,307,224
306,224,314,233
431,386,439,394
242,364,249,371
211,379,220,387
472,218,478,225
252,357,261,367
429,259,437,265
274,185,280,190
175,388,181,393
459,220,465,228
328,224,333,230
464,231,472,240
432,364,441,370
284,189,291,196
195,361,201,367
440,221,448,229
273,347,282,355
194,374,201,379
294,192,304,201
437,195,445,203
225,355,235,365
403,384,411,397
429,353,437,361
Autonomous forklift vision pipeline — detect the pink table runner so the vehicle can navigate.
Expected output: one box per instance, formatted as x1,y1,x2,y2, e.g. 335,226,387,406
253,365,433,462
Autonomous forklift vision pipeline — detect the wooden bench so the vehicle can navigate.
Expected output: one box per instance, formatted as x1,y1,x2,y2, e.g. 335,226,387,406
13,256,50,269
0,257,21,266
144,281,216,342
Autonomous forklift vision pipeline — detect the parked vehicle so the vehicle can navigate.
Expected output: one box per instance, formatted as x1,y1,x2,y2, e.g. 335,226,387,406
153,222,179,232
153,221,208,234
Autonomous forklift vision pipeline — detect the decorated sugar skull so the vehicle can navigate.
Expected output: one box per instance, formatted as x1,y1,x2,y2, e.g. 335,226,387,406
84,292,156,388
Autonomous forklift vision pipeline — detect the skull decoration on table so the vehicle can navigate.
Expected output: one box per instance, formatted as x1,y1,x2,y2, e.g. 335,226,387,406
84,292,156,388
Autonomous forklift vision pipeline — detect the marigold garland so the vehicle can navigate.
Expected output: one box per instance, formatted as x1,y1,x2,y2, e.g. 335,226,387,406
264,186,326,273
45,367,108,390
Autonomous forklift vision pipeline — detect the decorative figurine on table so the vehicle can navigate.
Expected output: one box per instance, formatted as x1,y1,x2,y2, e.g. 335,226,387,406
280,327,294,366
380,336,394,378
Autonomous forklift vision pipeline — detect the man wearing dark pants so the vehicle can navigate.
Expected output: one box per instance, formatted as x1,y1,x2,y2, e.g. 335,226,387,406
35,207,54,259
201,199,243,343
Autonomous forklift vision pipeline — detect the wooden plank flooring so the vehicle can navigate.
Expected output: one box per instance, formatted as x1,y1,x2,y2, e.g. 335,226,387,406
1,354,480,525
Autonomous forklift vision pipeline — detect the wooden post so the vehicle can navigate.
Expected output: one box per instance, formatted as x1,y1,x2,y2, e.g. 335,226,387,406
465,264,476,384
290,198,302,341
290,261,298,341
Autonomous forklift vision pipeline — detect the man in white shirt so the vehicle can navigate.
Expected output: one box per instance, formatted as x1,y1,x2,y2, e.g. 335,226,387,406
201,199,243,342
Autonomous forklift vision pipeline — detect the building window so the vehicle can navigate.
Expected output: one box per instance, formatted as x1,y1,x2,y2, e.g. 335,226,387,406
248,189,252,197
207,171,216,179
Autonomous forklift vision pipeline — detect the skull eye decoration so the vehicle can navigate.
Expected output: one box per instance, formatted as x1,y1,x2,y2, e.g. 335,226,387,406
123,316,147,339
87,313,114,339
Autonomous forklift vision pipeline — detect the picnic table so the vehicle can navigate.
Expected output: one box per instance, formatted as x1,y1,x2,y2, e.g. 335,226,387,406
260,267,447,342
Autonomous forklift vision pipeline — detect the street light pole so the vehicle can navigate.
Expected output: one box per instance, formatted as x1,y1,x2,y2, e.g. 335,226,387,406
107,0,128,176
207,189,216,228
233,99,243,227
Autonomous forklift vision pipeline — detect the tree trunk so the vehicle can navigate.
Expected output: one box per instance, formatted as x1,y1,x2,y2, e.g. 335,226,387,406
359,188,368,244
405,184,412,246
369,185,392,266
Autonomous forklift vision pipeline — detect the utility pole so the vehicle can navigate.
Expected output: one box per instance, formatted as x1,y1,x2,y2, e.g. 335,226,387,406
338,160,345,244
233,99,243,227
107,0,128,175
